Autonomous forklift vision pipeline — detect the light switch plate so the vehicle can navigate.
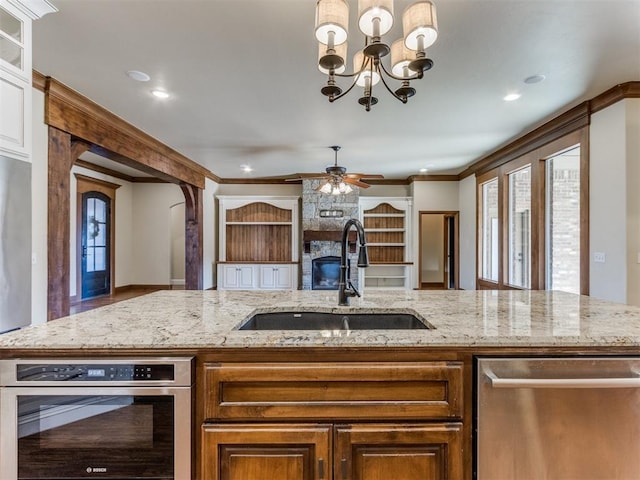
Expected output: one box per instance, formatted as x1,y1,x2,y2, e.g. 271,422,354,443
594,252,606,263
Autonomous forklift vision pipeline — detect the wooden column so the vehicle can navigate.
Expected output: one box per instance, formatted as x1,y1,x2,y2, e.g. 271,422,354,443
47,128,87,320
181,183,203,290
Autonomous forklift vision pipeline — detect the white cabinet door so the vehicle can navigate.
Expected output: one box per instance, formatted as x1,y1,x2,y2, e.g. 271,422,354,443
236,265,255,289
220,264,255,289
258,265,293,289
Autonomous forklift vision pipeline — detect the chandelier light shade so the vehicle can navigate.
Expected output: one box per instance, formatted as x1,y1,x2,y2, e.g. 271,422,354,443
358,0,394,37
315,0,349,46
403,1,438,51
315,0,439,111
391,38,413,77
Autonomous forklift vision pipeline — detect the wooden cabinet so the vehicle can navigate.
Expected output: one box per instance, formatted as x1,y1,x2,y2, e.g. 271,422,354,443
0,0,55,161
201,361,463,480
202,424,331,480
335,423,463,480
217,196,299,290
359,197,413,290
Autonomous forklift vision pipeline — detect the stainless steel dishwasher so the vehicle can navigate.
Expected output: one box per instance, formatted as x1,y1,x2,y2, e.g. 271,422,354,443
477,357,640,480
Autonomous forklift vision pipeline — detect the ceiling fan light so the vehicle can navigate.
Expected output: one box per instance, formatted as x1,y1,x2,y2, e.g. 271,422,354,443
403,1,438,51
319,181,334,194
318,41,347,74
391,38,414,77
358,0,394,37
315,0,349,46
354,50,380,86
337,182,353,194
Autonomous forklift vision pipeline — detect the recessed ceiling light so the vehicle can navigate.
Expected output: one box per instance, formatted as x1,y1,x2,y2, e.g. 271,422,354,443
503,93,521,102
419,168,428,173
151,89,170,99
126,70,150,82
524,74,546,84
240,164,253,173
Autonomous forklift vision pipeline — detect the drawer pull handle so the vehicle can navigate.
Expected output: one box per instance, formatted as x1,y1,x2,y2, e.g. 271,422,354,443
318,458,324,479
486,368,640,389
341,458,348,479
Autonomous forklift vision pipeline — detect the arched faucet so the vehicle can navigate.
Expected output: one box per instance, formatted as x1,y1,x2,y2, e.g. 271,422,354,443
339,218,369,306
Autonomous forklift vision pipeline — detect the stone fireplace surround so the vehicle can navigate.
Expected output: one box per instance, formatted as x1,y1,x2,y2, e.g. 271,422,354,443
301,180,360,290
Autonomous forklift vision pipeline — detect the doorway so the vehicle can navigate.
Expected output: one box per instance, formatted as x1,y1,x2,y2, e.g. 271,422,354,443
75,174,119,301
80,191,111,298
419,211,459,289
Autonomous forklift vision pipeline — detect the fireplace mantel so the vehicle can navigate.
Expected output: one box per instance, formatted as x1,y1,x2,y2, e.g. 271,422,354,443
303,230,356,253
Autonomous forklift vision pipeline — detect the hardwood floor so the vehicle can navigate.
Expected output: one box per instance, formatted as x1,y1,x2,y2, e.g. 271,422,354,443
70,286,168,314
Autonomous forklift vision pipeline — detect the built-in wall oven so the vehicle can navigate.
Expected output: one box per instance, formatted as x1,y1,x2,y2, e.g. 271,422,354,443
0,357,193,479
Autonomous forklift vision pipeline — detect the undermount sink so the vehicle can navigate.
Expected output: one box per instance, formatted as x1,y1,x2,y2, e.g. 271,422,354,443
237,312,433,330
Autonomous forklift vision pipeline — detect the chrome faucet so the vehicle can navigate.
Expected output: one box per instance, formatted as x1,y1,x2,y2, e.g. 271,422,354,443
338,218,369,306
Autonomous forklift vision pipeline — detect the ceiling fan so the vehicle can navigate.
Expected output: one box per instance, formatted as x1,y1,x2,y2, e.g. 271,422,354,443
290,146,384,193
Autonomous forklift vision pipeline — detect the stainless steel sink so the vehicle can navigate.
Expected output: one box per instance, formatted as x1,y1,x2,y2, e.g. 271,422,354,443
237,312,432,330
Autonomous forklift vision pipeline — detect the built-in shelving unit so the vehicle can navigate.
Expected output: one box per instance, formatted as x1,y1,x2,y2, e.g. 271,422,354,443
217,196,299,290
359,197,413,289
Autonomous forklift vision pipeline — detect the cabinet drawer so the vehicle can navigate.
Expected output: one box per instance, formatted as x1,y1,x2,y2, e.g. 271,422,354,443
203,362,463,421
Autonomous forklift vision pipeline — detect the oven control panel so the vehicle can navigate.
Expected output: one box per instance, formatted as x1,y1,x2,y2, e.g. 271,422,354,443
15,363,175,382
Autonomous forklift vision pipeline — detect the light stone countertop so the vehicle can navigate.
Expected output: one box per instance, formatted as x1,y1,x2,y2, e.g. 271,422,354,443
2,289,640,350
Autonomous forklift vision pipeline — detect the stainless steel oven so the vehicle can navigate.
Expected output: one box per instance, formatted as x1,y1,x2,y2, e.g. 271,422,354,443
0,357,193,480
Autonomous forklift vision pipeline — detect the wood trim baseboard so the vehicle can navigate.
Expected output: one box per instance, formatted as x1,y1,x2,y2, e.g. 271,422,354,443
114,285,172,294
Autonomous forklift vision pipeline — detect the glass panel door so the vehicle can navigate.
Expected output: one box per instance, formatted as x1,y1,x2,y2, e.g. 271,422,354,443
81,192,110,298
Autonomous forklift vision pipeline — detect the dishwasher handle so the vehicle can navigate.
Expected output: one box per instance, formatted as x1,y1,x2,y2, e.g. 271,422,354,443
485,368,640,389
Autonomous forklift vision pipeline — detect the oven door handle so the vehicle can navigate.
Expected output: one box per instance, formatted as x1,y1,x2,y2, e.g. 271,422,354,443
485,368,640,389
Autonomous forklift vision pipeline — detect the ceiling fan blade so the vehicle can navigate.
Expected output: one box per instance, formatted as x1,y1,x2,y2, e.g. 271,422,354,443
345,173,384,179
343,177,370,188
295,173,331,179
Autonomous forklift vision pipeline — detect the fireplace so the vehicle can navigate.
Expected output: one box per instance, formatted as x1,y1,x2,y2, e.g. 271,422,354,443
312,256,343,290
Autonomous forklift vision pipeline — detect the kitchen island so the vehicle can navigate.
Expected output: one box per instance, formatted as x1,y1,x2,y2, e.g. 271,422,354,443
1,289,640,480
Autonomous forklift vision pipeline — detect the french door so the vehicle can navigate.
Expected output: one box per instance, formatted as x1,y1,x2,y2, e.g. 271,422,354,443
81,191,111,298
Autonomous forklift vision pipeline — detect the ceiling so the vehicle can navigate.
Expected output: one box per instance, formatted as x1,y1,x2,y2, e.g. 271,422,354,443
32,0,640,181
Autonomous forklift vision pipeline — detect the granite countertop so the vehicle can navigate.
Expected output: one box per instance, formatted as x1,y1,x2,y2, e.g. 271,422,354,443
1,290,640,350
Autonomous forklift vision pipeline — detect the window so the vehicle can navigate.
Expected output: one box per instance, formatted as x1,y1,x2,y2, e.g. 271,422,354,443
476,129,588,294
508,166,531,288
546,147,581,294
480,178,499,283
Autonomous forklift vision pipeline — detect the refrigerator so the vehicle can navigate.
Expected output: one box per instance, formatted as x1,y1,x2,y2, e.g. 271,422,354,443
0,155,31,333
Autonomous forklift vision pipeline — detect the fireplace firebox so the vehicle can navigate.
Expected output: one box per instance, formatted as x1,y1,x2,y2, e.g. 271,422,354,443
312,256,346,290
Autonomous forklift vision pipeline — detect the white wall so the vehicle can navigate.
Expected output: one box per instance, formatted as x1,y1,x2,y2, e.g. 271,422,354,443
590,101,629,303
458,175,476,290
411,181,459,288
131,183,184,285
216,183,301,196
203,177,218,289
31,88,47,324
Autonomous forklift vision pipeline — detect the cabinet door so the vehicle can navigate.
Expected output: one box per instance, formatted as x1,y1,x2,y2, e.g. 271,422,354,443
220,265,254,289
274,265,292,288
334,423,463,480
236,265,255,288
202,424,331,480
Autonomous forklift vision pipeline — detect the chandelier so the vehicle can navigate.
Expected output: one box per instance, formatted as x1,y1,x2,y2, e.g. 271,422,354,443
315,0,438,111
